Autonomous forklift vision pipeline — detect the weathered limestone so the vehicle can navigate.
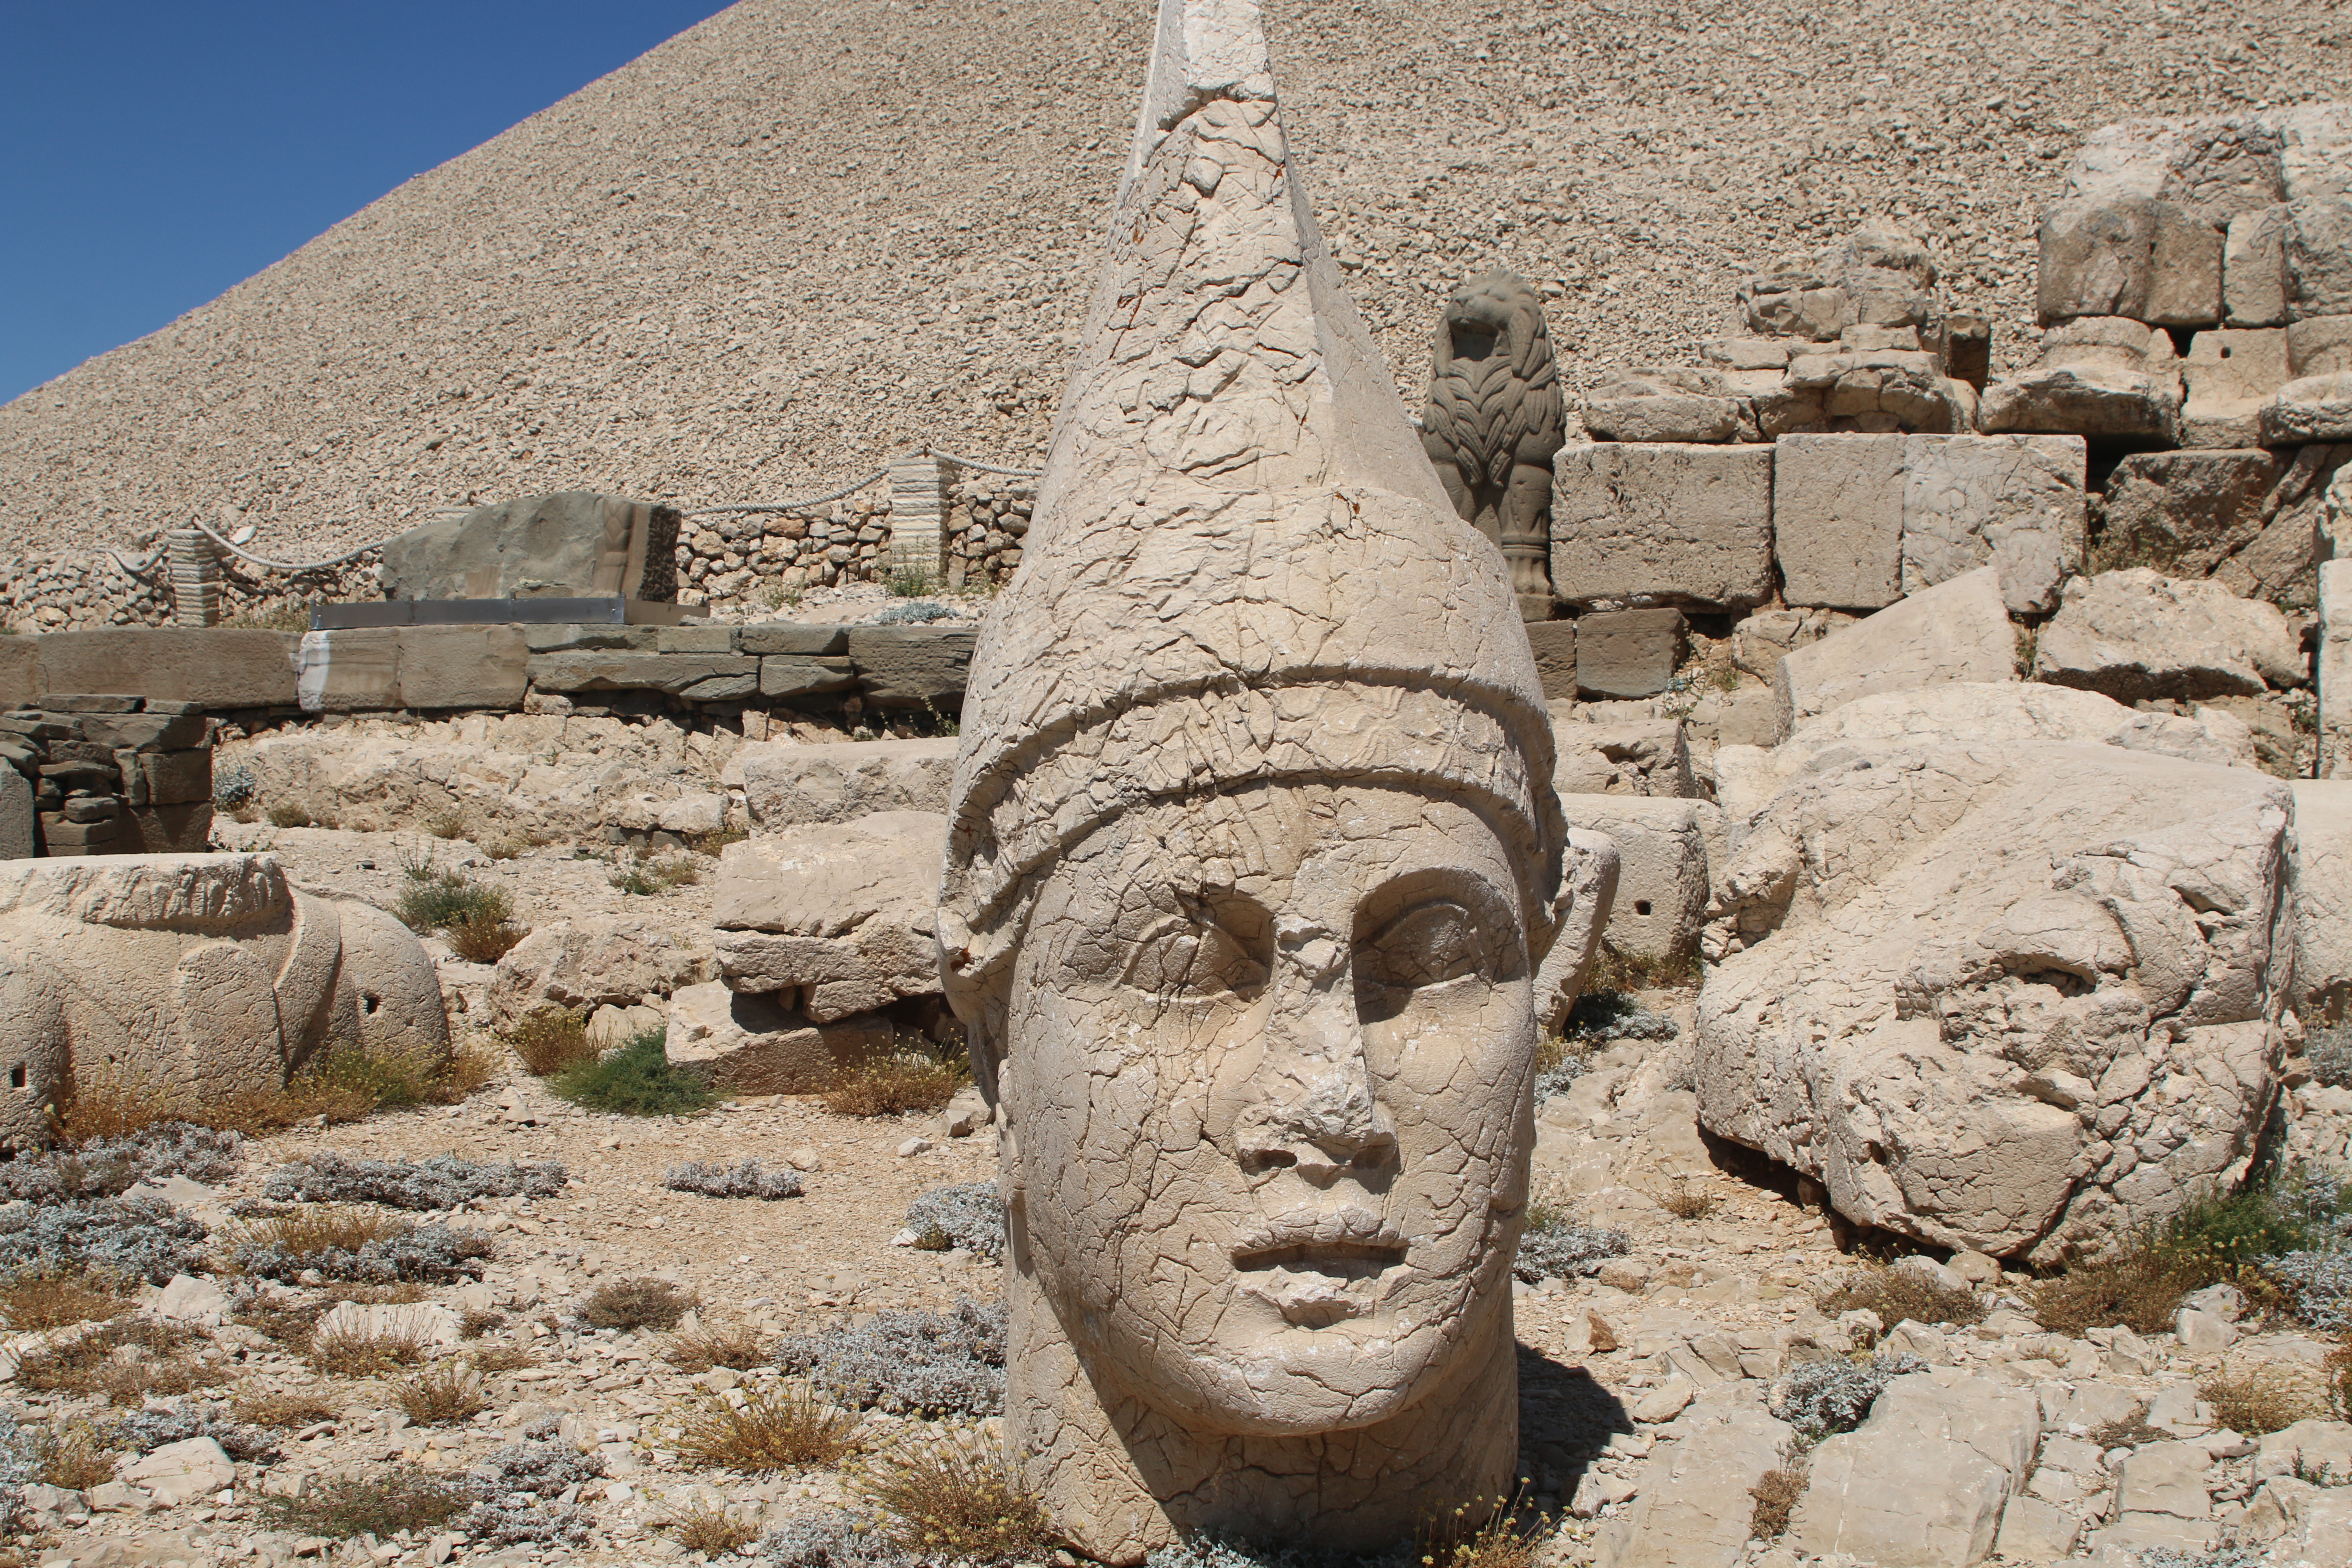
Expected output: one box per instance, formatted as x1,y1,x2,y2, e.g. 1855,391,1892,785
1553,715,1696,798
1524,621,1577,702
1773,435,1904,609
1788,1372,2041,1567
2032,569,2304,702
2097,447,2352,611
2179,328,2290,448
1421,270,1566,617
1699,741,2290,1261
1593,1406,1794,1568
1774,567,2016,738
1580,367,1742,444
1562,795,1709,963
1899,435,2086,613
1980,318,2182,441
2225,205,2289,326
1549,444,1773,610
842,626,974,710
0,853,447,1147
663,980,892,1092
738,737,957,827
2287,199,2352,320
489,915,717,1026
26,628,300,710
712,811,945,1021
2323,559,2352,779
378,492,680,603
1577,609,1685,699
930,3,1610,1554
297,627,531,713
2262,371,2352,444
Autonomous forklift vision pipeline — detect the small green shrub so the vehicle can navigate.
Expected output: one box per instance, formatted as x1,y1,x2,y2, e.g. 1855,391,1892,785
549,1030,716,1116
394,866,512,935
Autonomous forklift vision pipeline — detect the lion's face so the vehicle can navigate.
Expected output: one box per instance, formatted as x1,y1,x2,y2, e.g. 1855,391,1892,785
1440,273,1540,365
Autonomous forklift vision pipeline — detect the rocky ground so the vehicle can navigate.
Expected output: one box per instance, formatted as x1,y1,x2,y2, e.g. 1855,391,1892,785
3,0,2344,559
13,824,2349,1568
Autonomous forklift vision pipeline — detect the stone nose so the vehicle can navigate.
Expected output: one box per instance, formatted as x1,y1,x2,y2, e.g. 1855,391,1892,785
1233,919,1397,1180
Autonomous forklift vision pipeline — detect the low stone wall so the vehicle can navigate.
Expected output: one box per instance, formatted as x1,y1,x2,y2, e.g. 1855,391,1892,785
0,544,376,636
0,696,214,858
0,621,975,721
674,491,896,611
946,475,1035,588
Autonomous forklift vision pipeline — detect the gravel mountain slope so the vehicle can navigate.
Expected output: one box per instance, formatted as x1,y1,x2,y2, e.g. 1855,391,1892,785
0,0,2342,560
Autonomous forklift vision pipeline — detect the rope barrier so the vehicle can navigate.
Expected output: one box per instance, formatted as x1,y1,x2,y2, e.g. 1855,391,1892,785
682,467,891,517
926,447,1043,478
192,522,387,574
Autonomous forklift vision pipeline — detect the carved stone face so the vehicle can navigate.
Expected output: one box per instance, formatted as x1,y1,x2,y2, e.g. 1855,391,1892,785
998,781,1535,1437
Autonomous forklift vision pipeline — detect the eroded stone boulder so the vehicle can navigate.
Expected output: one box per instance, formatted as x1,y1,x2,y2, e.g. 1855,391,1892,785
489,914,717,1025
665,981,893,1092
1788,1371,2041,1567
1774,566,2017,738
711,811,944,1020
1699,741,2291,1261
2033,569,2305,701
739,737,957,827
0,853,447,1146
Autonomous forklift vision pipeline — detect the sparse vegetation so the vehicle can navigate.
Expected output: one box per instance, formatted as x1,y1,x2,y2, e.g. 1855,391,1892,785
2197,1368,2319,1436
0,1194,208,1283
670,1497,760,1555
471,1342,539,1374
447,906,528,963
1819,1260,1988,1328
59,1036,484,1142
0,1265,134,1330
775,1297,1007,1419
1768,1352,1926,1444
34,1424,119,1491
232,1390,338,1429
266,802,337,829
395,857,515,938
665,1158,803,1199
823,1045,964,1117
1513,1180,1630,1283
904,1182,1004,1258
579,1276,698,1332
226,1210,494,1286
667,1319,769,1372
263,1150,567,1210
262,1466,477,1538
1662,1179,1716,1221
398,1362,489,1425
13,1316,222,1404
672,1379,855,1473
1586,945,1697,993
1749,1466,1806,1540
505,1006,598,1077
309,1323,432,1377
608,850,703,895
549,1029,717,1116
886,564,936,598
857,1437,1054,1562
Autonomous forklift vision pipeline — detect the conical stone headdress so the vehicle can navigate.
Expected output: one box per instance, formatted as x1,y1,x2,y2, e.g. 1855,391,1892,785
938,0,1563,1029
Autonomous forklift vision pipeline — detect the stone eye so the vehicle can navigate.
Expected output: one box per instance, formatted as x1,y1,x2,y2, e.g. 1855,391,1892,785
1121,901,1269,1002
1355,900,1488,994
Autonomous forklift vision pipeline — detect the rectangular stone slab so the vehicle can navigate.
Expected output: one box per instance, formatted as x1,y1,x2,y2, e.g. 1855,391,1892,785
31,630,300,710
1899,434,2087,613
1773,435,1904,609
847,626,976,710
1576,609,1685,699
1550,443,1774,610
525,651,758,695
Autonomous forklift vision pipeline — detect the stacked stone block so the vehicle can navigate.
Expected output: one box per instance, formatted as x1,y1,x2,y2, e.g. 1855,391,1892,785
946,476,1033,588
0,696,214,859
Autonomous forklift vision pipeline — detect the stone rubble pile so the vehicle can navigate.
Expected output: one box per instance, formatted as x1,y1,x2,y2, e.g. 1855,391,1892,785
0,695,215,858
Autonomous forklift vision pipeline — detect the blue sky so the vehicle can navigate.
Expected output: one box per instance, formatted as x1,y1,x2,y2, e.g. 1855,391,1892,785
0,1,734,407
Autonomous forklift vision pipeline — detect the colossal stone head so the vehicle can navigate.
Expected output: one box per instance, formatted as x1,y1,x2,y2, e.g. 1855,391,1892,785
936,2,1603,1557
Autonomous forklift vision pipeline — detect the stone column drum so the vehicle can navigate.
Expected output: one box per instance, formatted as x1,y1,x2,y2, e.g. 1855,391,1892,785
933,1,1613,1558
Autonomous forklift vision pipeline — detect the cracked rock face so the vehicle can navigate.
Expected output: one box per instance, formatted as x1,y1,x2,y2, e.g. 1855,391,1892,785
1697,742,2291,1265
930,0,1608,1557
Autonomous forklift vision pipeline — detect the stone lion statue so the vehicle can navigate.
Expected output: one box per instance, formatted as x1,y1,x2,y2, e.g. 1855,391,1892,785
0,853,448,1147
1421,270,1566,620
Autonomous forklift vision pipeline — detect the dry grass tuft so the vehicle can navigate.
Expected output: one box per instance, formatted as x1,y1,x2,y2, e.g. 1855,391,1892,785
822,1050,962,1117
1419,1491,1549,1568
51,1061,187,1141
67,1035,488,1142
0,1266,134,1331
505,1007,598,1077
15,1317,226,1405
447,909,528,965
1820,1262,1987,1329
674,1381,856,1473
470,1342,539,1374
1662,1179,1715,1222
1589,945,1697,993
459,1308,508,1339
36,1424,120,1490
668,1498,760,1555
309,1325,430,1378
261,1466,475,1539
397,1363,488,1425
858,1437,1056,1561
227,1205,410,1259
580,1277,697,1332
233,1389,340,1428
2028,1248,2203,1338
668,1320,769,1373
1750,1467,1807,1540
2199,1368,2321,1436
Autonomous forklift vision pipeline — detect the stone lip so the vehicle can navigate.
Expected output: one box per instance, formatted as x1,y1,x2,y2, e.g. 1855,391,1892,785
0,850,286,926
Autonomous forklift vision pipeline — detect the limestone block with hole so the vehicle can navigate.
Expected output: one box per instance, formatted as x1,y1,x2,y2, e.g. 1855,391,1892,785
2180,329,2290,448
664,980,892,1093
488,914,717,1026
1562,795,1707,962
1699,740,2289,1260
738,737,957,827
1592,1406,1795,1568
2033,569,2305,702
1550,443,1774,610
0,852,446,1148
1788,1374,2046,1566
1899,434,2087,613
1774,567,2015,739
1773,435,1904,609
710,811,944,1020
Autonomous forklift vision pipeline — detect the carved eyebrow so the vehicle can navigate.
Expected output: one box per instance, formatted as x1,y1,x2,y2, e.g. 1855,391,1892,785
1351,867,1518,938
